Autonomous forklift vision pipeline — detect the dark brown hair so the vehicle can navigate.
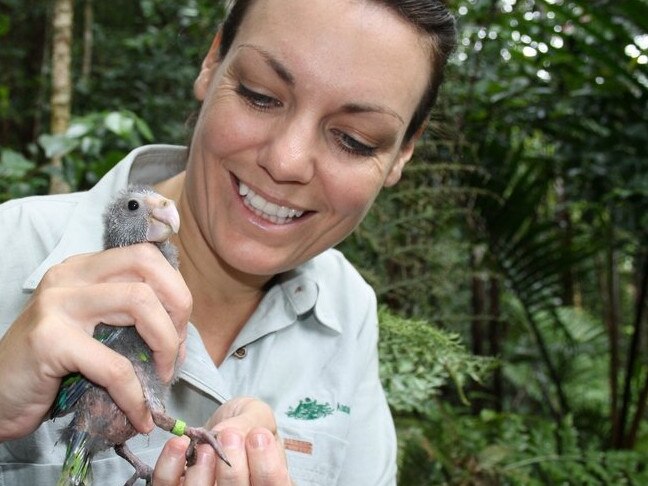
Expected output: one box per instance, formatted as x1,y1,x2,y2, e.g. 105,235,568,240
219,0,457,142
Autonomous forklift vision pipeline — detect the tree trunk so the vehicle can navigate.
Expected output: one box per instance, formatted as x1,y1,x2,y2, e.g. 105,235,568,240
471,282,486,356
470,246,487,413
554,177,575,306
602,219,622,448
623,250,648,448
488,277,503,411
30,2,52,143
49,0,73,195
81,0,93,83
524,306,568,421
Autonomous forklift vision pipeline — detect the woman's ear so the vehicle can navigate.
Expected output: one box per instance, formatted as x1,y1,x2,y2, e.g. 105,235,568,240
384,123,426,188
194,30,223,101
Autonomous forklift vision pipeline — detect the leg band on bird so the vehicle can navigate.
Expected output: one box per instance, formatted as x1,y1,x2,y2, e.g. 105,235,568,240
171,419,186,436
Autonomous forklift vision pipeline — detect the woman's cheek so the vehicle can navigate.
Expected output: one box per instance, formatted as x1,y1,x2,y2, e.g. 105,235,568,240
329,162,385,211
198,97,269,157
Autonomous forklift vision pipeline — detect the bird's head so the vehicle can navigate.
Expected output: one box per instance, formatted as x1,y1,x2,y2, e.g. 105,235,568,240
103,185,180,249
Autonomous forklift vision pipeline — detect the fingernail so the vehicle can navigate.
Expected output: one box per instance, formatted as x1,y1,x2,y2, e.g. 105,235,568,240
196,448,216,466
251,432,270,449
167,436,190,460
221,430,243,449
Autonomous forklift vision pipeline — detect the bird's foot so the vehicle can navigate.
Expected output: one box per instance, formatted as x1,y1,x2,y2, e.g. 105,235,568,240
151,409,231,467
184,425,232,467
114,443,153,486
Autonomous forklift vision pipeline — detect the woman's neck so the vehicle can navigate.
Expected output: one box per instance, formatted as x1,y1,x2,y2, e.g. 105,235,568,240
155,172,270,364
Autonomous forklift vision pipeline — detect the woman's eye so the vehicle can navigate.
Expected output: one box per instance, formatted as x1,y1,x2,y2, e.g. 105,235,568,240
333,129,377,157
236,82,281,111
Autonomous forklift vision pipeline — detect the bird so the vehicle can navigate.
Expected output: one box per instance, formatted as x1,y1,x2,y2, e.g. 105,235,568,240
51,185,230,486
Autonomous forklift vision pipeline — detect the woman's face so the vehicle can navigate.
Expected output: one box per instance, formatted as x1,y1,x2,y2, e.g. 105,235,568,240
186,0,430,276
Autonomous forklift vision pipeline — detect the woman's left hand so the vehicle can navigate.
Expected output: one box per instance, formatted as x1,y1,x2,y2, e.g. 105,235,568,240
152,397,293,485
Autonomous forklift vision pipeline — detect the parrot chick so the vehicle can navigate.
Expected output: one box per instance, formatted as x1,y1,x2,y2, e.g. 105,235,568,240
52,185,229,486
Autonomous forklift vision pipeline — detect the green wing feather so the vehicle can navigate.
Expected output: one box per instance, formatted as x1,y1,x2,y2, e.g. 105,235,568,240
50,327,125,418
57,429,93,486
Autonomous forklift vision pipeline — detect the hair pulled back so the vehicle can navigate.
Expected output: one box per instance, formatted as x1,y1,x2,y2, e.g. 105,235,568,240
219,0,457,142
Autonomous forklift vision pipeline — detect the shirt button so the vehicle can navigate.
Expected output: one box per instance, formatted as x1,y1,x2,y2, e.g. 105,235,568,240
233,347,247,359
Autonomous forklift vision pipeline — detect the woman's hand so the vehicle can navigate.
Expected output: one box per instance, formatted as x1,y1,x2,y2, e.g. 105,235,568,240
0,243,191,440
153,397,293,485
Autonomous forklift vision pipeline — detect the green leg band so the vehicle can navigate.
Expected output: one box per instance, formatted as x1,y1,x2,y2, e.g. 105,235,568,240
171,419,186,436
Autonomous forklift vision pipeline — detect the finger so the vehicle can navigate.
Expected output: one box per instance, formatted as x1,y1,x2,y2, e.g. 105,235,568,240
153,436,190,486
183,444,217,486
214,428,250,485
47,244,193,331
208,397,277,437
48,283,180,382
29,319,154,433
246,428,291,485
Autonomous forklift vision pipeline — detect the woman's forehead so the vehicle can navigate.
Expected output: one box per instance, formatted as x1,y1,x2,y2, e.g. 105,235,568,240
232,0,431,116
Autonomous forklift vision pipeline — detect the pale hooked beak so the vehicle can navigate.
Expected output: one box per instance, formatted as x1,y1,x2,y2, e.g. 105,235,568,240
146,195,180,242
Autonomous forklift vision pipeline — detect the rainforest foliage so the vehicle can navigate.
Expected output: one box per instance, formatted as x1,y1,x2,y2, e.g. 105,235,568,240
1,0,647,483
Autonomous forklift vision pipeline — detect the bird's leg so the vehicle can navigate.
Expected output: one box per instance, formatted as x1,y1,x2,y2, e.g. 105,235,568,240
151,409,232,467
114,443,153,486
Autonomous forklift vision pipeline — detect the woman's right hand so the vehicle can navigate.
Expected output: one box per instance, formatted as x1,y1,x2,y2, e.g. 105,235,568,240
0,243,192,441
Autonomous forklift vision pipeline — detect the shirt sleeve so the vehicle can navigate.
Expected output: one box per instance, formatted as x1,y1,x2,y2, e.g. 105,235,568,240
336,289,397,485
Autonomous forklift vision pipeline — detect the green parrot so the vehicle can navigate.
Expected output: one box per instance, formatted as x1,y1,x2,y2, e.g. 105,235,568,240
51,185,230,486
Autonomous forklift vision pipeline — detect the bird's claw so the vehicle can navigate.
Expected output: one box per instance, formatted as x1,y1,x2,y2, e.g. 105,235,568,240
184,426,232,468
115,443,153,486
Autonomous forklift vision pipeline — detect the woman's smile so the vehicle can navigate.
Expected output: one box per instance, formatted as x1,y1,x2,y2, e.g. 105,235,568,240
233,175,311,226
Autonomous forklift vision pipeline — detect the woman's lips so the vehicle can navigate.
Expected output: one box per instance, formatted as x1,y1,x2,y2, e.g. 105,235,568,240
236,179,309,225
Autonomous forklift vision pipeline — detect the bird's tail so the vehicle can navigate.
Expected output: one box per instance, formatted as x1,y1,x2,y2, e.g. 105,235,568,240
57,429,93,486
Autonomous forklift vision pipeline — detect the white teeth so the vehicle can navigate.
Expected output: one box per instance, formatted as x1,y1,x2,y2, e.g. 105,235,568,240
238,181,305,224
251,194,266,211
265,201,279,214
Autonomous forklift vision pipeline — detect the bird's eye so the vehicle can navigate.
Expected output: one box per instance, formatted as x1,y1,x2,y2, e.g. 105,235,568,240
127,200,139,211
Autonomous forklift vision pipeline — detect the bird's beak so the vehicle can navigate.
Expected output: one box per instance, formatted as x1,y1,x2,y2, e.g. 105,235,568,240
146,195,180,242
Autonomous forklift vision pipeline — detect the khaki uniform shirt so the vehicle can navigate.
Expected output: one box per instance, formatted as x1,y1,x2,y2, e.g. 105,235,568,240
0,145,396,485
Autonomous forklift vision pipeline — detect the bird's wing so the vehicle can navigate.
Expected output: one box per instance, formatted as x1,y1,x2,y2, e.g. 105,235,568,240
49,327,126,418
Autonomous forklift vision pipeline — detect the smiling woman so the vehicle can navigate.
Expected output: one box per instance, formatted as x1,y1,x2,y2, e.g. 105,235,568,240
182,0,433,281
0,0,456,485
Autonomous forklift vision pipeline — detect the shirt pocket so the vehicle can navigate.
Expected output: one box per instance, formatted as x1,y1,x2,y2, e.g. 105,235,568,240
279,424,349,486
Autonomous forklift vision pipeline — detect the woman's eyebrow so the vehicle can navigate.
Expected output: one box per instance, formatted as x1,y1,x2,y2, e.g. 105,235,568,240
238,44,295,86
341,102,405,125
236,44,403,125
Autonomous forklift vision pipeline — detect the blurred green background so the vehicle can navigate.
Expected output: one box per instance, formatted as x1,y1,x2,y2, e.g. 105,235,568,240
1,0,647,483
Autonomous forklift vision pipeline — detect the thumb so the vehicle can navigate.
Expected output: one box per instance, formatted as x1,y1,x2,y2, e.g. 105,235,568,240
207,397,277,436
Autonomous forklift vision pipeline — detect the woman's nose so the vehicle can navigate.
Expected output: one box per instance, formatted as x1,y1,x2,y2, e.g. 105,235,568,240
258,115,316,184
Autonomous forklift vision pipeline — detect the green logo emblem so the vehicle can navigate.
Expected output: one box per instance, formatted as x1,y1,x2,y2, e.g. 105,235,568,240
337,403,351,414
286,398,334,420
286,397,351,420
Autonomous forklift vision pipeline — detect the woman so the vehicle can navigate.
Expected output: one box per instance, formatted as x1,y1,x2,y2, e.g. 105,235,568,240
0,0,456,484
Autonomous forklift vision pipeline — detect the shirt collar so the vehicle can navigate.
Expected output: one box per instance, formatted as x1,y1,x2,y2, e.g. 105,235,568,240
179,323,232,403
279,264,342,334
22,145,188,290
22,144,344,336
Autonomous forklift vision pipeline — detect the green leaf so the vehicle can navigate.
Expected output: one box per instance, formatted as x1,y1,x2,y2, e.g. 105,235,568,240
37,134,79,158
135,117,154,141
0,148,34,177
66,121,92,139
104,111,135,137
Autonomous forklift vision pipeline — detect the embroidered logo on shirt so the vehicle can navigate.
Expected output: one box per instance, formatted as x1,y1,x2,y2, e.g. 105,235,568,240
286,397,351,420
336,403,351,414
